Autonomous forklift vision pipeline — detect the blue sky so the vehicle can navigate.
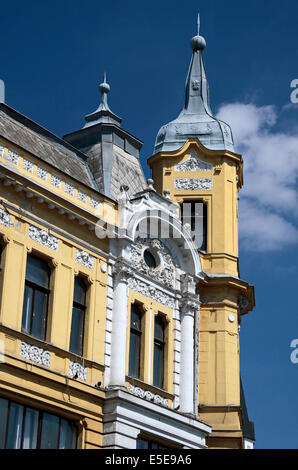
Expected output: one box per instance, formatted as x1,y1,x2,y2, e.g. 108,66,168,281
1,0,298,449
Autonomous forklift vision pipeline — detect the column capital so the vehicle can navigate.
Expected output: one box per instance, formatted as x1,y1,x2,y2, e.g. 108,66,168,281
113,259,133,283
180,273,196,295
180,292,200,317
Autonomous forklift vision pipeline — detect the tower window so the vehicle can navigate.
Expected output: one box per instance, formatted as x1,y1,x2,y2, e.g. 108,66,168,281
21,255,50,341
129,303,142,379
153,315,165,389
69,276,87,356
180,200,207,251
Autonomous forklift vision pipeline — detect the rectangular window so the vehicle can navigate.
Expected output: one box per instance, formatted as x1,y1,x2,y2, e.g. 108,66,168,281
129,303,142,379
153,316,165,389
69,277,87,356
21,255,50,341
180,200,207,251
0,397,77,449
136,437,168,449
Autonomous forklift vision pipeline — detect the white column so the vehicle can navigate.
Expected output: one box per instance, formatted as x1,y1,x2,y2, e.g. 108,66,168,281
109,261,130,388
179,275,199,415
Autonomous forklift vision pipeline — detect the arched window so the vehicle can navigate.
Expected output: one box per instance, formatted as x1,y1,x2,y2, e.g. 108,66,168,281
22,254,50,341
69,276,87,356
153,315,165,389
180,200,207,251
129,303,142,379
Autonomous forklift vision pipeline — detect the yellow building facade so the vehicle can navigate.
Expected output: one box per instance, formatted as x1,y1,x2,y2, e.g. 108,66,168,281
0,15,254,450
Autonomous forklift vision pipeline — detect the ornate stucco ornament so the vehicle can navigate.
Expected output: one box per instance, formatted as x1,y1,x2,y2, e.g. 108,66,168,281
127,277,175,309
69,361,87,381
174,177,213,190
29,225,59,251
0,207,11,227
174,151,212,172
129,238,176,288
20,341,51,367
129,384,168,407
76,248,94,269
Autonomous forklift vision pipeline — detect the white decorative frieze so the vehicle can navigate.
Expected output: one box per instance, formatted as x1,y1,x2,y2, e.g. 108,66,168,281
51,174,62,188
6,149,19,165
23,158,34,173
20,341,51,367
127,277,175,309
65,182,74,196
174,177,213,190
29,225,59,251
76,248,94,269
174,151,212,172
0,207,10,227
129,384,168,407
78,189,87,203
37,166,48,181
0,145,4,157
69,361,87,381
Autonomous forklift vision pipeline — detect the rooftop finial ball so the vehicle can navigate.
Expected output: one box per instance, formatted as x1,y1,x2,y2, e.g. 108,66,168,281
190,35,206,50
99,82,110,94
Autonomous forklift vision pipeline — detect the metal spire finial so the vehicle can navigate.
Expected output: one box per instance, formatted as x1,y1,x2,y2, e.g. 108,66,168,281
191,11,206,50
197,11,200,36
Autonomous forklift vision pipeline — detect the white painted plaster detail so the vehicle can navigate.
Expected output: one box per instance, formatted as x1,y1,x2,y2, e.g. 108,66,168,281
76,248,94,269
69,361,87,381
129,384,168,407
29,225,58,251
174,151,212,172
22,158,34,173
20,341,51,367
174,177,213,190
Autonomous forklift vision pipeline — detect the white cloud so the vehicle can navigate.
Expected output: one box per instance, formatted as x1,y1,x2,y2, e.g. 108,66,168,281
217,102,298,251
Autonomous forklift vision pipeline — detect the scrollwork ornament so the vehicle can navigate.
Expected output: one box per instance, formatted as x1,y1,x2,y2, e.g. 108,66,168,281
129,384,168,407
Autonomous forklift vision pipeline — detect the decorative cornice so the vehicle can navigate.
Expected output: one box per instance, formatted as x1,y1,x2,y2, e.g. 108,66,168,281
129,384,168,407
29,224,59,251
20,341,51,367
76,248,94,269
174,177,213,190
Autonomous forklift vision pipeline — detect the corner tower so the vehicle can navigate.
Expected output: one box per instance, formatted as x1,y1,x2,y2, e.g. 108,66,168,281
148,15,255,449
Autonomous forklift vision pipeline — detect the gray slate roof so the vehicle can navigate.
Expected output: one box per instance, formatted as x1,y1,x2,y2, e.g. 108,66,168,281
0,104,98,190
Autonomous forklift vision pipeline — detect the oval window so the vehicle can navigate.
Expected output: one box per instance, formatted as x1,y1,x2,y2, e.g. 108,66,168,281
144,249,158,268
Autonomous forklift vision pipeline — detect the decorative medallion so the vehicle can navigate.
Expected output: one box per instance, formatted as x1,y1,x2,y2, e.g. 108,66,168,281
69,361,87,381
90,197,100,209
65,182,74,196
20,341,51,367
129,384,168,407
51,174,62,188
76,248,94,269
78,190,87,203
174,151,212,172
23,158,34,173
29,225,59,251
6,149,19,165
37,166,48,181
174,177,213,190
